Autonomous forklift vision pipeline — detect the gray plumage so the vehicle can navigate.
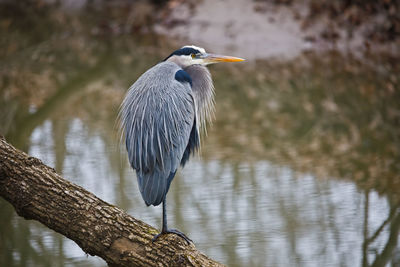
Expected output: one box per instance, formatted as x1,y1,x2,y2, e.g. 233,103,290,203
119,62,199,206
185,65,215,130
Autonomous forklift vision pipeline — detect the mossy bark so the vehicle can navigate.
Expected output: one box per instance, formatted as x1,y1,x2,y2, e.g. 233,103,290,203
0,136,224,267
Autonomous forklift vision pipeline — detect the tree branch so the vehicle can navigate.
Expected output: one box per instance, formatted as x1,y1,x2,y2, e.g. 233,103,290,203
0,136,224,267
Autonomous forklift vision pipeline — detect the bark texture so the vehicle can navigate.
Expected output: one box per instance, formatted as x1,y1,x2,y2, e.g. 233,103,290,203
0,136,224,267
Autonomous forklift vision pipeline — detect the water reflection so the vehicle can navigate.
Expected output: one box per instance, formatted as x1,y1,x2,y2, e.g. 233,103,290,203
1,2,400,266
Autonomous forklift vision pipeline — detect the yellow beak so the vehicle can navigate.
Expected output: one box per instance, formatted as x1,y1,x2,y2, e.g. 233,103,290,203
200,53,245,64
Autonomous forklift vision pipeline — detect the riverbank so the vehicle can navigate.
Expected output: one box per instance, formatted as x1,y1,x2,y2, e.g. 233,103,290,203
155,0,400,61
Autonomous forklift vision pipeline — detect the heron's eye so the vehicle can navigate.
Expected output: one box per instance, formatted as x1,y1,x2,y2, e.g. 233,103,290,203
191,53,196,59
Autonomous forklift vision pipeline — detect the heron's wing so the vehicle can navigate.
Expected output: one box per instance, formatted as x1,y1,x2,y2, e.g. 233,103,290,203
118,63,198,206
180,117,199,167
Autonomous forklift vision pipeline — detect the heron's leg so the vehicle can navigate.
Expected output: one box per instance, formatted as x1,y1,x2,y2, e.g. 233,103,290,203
161,198,168,232
152,198,192,244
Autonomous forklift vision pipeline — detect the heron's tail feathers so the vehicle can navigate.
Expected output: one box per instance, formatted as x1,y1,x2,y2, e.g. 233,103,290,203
137,170,176,206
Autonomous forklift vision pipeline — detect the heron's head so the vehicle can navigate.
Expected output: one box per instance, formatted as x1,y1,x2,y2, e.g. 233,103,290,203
164,45,244,68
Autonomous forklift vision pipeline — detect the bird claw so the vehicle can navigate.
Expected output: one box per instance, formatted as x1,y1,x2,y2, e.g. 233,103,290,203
152,228,193,245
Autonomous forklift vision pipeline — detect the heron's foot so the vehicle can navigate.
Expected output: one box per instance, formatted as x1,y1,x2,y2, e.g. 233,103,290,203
152,228,193,245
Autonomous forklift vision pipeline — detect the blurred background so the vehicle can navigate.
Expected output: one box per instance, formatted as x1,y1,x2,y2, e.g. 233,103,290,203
0,0,399,266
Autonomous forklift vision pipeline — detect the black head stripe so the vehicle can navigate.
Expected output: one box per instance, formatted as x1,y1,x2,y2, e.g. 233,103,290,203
164,47,201,61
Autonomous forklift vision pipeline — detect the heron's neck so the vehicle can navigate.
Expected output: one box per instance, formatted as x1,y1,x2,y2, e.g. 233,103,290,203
184,64,215,130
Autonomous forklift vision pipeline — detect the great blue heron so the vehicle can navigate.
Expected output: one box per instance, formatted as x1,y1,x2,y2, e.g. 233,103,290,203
118,45,244,243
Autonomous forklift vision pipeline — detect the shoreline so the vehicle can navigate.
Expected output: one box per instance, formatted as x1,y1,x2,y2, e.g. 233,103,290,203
155,0,400,61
